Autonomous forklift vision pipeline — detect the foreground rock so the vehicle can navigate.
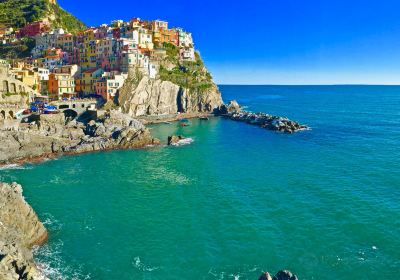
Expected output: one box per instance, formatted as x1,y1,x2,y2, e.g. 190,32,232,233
0,182,48,280
259,270,298,280
167,135,186,145
0,110,159,166
218,101,308,133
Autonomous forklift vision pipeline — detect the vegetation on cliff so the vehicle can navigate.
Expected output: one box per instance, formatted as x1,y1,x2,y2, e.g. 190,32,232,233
158,43,215,93
0,37,35,59
0,0,85,32
47,2,86,33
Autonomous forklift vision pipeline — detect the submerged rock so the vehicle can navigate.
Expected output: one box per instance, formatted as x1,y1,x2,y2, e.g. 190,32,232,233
168,135,186,145
0,182,48,280
259,270,298,280
273,270,298,280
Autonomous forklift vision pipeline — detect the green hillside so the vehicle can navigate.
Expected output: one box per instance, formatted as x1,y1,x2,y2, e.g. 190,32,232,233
0,0,86,33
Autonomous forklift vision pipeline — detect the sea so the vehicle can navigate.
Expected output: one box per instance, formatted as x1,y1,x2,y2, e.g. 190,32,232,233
0,85,399,280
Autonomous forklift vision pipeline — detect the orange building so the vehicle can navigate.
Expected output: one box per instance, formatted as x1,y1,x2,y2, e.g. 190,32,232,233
159,29,178,46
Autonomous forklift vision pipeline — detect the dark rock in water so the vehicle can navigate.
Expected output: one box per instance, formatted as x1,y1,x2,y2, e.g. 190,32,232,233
168,135,185,145
216,100,308,133
217,100,241,115
258,270,298,280
273,270,298,280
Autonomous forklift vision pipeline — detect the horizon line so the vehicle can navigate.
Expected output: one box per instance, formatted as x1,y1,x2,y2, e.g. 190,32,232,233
217,84,400,86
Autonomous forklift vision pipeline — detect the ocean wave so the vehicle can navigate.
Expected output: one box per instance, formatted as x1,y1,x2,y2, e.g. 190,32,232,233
132,256,160,272
41,213,63,231
33,240,91,280
0,164,32,170
171,137,194,146
207,265,260,280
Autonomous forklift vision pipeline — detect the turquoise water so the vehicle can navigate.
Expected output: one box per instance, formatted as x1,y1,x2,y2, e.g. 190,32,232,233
1,85,399,279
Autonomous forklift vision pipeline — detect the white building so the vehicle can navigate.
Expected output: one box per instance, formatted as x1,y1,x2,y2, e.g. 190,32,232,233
34,67,49,81
138,28,153,49
148,63,158,79
152,20,168,31
180,47,195,61
125,30,139,44
121,50,148,73
101,72,128,100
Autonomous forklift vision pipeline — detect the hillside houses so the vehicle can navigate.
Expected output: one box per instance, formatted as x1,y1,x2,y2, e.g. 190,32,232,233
1,17,196,101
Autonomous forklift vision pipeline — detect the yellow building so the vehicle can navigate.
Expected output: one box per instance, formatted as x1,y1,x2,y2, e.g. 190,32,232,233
12,68,41,93
57,33,74,52
81,68,104,95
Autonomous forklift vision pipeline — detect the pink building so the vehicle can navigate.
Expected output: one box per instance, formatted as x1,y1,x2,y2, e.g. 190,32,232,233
17,21,50,38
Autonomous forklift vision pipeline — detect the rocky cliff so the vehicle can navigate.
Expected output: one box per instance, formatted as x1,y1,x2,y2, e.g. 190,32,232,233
118,75,223,117
0,182,48,280
0,110,158,165
118,44,223,118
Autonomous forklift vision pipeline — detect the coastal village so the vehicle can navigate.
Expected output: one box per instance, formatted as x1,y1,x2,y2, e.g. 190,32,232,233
0,11,195,118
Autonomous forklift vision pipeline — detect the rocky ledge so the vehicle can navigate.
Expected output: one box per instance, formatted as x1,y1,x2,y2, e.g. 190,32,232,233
0,182,48,280
217,101,308,133
0,110,159,166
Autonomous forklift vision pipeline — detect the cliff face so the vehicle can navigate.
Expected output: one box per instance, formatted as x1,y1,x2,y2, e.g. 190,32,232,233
0,182,48,280
118,75,223,117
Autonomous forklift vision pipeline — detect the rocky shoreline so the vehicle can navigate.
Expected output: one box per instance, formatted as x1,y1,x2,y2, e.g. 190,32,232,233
0,110,159,167
0,182,48,280
217,101,309,133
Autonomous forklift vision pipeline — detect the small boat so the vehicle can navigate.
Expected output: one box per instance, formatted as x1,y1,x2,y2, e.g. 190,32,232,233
43,104,59,114
22,109,31,115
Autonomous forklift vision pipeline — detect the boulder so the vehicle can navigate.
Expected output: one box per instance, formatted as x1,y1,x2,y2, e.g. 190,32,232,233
168,135,185,145
273,270,298,280
258,270,298,280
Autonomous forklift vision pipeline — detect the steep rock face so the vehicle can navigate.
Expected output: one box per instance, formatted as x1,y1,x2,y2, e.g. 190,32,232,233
118,76,223,117
0,182,48,280
119,77,180,116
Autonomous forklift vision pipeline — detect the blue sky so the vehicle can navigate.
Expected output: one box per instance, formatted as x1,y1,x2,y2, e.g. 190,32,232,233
59,0,400,85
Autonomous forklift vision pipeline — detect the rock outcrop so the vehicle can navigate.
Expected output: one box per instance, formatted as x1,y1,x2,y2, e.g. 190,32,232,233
118,76,223,117
259,270,298,280
0,110,159,165
217,101,308,133
0,182,48,280
167,135,185,146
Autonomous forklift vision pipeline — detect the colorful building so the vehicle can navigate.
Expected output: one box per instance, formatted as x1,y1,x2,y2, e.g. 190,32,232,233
81,68,104,95
12,68,41,93
48,73,76,100
17,20,50,38
57,33,74,53
159,28,178,46
96,72,127,101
